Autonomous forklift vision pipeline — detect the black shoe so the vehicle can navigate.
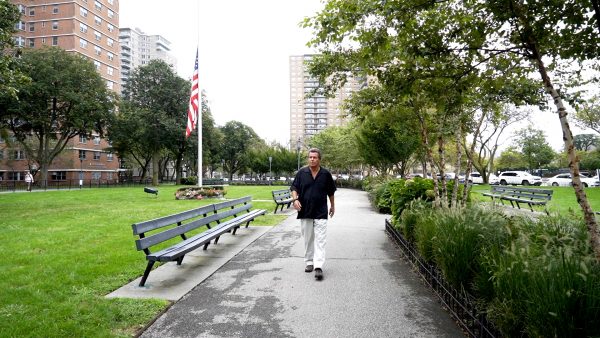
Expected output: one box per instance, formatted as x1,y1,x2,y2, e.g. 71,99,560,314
315,268,323,280
305,265,314,273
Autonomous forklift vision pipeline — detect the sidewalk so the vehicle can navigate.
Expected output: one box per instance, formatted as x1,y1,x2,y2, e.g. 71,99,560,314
139,188,465,338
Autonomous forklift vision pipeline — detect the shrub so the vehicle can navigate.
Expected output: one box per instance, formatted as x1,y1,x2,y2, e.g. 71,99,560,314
180,176,197,185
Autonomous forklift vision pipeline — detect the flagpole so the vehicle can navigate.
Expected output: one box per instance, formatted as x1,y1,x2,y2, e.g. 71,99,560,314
196,1,202,187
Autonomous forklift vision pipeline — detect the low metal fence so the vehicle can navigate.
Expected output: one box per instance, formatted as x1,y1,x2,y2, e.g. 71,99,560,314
0,178,173,192
385,219,500,338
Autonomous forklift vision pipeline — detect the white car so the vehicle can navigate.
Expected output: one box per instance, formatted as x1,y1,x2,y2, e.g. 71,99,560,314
467,172,498,185
544,173,600,187
497,171,543,186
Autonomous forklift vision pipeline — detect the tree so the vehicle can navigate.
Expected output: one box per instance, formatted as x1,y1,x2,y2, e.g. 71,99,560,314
574,96,600,135
218,121,262,180
514,127,556,171
496,147,527,172
119,60,188,186
574,134,599,152
307,123,362,174
304,0,600,258
0,47,115,185
0,2,28,100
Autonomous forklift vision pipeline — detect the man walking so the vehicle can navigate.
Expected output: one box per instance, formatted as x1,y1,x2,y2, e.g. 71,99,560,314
291,148,336,281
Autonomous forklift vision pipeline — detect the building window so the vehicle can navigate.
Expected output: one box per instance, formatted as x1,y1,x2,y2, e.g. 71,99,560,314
15,36,25,47
94,31,101,41
29,22,34,32
94,1,102,11
107,153,113,161
80,7,87,17
79,39,87,49
107,172,113,180
107,9,114,19
17,4,25,14
51,171,66,181
80,23,87,33
106,38,113,47
92,171,101,180
28,38,34,47
94,16,101,26
106,67,113,76
106,80,113,90
53,5,58,14
79,135,87,143
93,136,100,145
94,61,100,70
12,150,25,160
79,150,86,159
107,52,114,61
107,0,114,5
94,46,101,55
29,8,35,16
107,24,114,32
15,21,25,30
93,151,100,160
52,21,58,30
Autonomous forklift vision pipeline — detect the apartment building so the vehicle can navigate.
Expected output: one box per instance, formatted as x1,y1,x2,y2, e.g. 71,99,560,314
289,54,365,148
2,0,121,185
119,27,176,88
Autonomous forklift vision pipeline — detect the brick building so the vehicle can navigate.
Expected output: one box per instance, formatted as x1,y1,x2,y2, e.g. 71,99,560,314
1,0,122,186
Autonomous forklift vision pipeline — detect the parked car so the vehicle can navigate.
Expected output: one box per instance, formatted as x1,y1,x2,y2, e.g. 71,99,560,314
543,173,600,187
497,171,543,186
467,172,498,185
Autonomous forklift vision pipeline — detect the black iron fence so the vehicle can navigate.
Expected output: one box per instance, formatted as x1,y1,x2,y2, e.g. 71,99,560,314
385,219,501,338
0,178,171,192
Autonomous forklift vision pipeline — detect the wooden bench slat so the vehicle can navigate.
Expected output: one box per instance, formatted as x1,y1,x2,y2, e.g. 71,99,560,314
132,204,215,235
484,185,552,213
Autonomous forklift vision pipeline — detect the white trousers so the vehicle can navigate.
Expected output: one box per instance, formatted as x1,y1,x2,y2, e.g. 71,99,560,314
300,218,327,269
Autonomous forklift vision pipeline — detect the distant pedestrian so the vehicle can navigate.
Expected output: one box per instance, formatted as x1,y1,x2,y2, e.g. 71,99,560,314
291,148,336,281
25,171,34,192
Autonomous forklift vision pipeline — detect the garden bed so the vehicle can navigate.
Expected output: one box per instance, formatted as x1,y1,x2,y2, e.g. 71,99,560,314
175,185,227,200
385,219,500,338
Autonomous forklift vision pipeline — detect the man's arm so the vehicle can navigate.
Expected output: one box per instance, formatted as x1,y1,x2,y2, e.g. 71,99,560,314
328,194,335,217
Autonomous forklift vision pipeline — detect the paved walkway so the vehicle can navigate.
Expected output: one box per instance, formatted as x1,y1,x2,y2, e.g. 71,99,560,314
139,188,465,338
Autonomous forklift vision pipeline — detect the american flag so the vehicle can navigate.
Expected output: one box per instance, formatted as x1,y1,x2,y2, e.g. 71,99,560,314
185,49,199,138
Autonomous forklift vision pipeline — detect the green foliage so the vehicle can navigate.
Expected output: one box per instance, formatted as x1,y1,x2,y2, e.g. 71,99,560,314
0,47,115,183
0,2,28,99
396,199,600,337
307,123,362,173
390,178,435,224
513,126,556,170
180,176,197,185
218,121,263,179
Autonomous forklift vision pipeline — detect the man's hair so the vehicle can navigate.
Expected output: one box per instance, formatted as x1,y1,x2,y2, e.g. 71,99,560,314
308,147,321,159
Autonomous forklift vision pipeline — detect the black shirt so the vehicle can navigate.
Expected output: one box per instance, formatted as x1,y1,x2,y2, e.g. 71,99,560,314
291,166,336,219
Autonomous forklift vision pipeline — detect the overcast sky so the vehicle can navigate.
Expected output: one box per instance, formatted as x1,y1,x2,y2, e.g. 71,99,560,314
119,0,323,147
119,0,589,152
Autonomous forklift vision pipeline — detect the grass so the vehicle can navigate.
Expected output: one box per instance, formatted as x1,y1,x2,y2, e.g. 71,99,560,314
469,184,600,215
0,185,288,337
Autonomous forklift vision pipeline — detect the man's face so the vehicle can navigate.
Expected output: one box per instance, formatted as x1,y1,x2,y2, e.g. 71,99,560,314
308,151,320,168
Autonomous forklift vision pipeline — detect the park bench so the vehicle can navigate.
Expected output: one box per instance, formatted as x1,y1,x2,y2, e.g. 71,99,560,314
132,196,266,286
482,185,553,214
272,188,293,213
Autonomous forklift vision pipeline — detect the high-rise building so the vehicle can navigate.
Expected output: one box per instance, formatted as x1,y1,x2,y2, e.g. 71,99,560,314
119,27,176,88
289,54,364,148
2,0,121,186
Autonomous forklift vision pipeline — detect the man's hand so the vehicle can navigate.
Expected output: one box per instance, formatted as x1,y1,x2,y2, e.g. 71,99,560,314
329,206,335,217
293,199,302,211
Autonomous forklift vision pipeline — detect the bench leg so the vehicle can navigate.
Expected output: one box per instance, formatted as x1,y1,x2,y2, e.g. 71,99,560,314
177,256,184,265
203,241,210,250
139,261,156,287
273,205,278,214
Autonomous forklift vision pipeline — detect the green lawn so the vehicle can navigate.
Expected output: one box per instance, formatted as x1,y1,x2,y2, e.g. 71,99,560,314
469,184,600,214
0,185,287,337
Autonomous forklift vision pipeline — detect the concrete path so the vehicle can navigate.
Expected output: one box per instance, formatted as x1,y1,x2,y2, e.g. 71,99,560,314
139,188,465,338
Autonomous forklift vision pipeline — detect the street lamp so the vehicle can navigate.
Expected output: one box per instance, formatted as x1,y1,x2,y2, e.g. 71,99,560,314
296,138,301,171
268,156,272,184
79,154,84,188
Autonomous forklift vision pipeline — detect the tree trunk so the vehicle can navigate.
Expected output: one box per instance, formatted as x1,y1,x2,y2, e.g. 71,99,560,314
416,111,441,207
152,152,159,186
451,126,462,208
530,44,600,260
